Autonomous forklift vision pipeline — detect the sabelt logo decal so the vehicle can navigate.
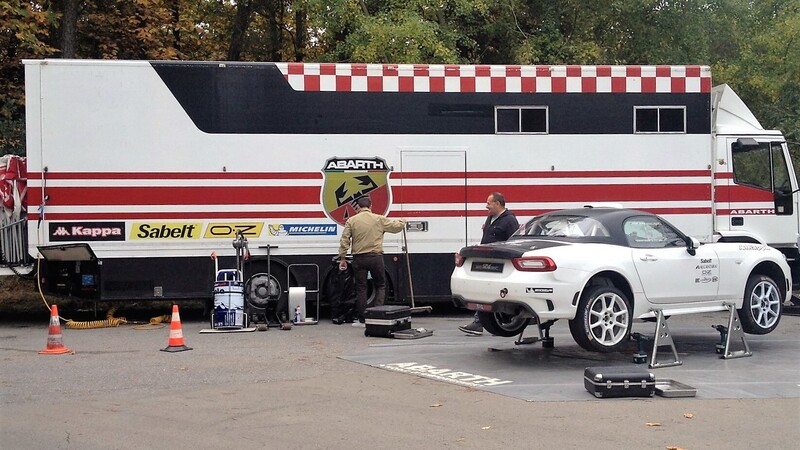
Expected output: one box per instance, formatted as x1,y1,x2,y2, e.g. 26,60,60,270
268,224,338,236
50,222,125,241
203,223,264,238
131,223,202,240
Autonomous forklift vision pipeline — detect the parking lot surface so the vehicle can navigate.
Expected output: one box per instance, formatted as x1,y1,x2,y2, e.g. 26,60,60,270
1,309,798,449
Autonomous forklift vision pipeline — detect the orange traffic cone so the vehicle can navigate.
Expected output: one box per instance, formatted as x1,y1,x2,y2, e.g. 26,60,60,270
39,305,72,355
161,304,192,352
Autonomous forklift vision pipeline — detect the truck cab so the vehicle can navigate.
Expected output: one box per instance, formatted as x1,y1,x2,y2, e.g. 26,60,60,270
712,84,800,292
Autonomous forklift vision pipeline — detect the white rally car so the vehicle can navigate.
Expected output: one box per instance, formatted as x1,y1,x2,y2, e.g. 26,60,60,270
451,207,792,352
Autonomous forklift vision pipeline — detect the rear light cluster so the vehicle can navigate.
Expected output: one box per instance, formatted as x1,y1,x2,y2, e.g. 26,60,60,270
454,252,465,267
512,256,557,272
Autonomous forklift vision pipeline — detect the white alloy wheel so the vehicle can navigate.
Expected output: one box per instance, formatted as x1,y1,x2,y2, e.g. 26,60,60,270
739,274,782,334
569,283,632,352
588,292,629,346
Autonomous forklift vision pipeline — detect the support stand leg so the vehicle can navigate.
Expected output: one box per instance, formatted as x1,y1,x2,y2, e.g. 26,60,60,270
649,309,682,368
514,319,554,347
717,303,752,359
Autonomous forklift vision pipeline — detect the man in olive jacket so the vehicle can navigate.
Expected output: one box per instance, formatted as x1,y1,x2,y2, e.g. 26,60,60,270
339,195,406,325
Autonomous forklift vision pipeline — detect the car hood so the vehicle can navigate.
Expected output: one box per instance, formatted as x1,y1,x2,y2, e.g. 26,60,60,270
459,239,570,259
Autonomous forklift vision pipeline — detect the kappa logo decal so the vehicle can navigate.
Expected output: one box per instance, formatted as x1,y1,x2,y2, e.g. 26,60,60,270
321,157,392,226
49,222,126,241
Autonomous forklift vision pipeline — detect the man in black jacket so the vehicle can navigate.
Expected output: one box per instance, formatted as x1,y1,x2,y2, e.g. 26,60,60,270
459,192,519,335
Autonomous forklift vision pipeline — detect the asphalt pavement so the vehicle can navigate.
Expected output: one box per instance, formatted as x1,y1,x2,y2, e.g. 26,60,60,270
1,308,798,450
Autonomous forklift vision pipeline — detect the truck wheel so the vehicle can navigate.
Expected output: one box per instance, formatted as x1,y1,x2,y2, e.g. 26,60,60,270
476,311,529,337
569,284,631,352
738,274,782,335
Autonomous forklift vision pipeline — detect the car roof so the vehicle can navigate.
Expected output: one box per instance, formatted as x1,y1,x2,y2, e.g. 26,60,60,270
521,207,667,247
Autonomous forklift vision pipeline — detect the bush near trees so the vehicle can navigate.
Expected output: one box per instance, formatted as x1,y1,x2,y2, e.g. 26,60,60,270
1,0,798,166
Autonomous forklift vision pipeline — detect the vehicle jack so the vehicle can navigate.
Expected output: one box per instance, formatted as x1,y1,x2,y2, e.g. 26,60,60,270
515,319,555,348
712,303,752,359
630,332,653,364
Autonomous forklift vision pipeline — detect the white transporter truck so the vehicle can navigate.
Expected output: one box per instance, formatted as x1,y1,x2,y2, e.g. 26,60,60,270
21,60,799,320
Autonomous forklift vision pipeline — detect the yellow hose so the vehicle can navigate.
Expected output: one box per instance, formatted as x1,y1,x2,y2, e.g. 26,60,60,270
132,314,171,330
64,306,128,329
65,317,127,329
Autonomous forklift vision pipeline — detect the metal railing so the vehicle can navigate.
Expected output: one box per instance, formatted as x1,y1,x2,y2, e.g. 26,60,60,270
0,218,30,266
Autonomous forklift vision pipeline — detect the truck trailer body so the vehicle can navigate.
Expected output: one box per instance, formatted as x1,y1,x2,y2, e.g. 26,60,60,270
19,60,799,310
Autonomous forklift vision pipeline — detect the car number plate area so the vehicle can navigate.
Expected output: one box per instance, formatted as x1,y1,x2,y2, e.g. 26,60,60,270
471,261,504,273
467,302,492,311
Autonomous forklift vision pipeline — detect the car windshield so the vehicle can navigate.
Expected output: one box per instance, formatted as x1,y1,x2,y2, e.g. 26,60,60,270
515,215,610,239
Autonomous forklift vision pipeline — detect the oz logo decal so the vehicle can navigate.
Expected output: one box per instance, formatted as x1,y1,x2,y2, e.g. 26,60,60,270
321,157,392,226
203,223,263,238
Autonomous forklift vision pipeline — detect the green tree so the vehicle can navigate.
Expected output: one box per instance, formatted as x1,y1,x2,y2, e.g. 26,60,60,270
0,1,58,155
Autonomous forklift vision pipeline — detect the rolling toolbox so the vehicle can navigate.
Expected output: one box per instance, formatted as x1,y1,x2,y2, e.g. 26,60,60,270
583,366,656,398
364,305,411,338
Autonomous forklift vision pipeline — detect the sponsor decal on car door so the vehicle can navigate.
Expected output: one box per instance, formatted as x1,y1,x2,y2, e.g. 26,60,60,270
624,216,720,303
631,247,720,303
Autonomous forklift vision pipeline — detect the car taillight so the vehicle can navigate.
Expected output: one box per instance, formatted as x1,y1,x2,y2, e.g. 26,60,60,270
512,256,556,272
454,252,465,267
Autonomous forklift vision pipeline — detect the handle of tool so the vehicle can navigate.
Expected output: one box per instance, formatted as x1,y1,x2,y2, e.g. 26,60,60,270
402,227,416,309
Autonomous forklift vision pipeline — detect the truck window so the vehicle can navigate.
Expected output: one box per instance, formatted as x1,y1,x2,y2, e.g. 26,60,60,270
634,106,686,133
495,106,547,134
772,144,791,194
731,141,790,192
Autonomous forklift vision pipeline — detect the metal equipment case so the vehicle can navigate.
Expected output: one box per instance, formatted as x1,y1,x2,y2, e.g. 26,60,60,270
364,305,411,337
583,366,656,398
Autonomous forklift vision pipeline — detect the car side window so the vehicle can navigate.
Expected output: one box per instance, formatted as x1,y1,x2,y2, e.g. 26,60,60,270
623,217,683,248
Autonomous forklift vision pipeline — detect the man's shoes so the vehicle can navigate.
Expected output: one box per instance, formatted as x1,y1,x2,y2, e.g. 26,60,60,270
458,322,483,336
352,317,365,327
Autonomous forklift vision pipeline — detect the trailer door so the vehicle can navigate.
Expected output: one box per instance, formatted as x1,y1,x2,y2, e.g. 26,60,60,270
398,150,468,249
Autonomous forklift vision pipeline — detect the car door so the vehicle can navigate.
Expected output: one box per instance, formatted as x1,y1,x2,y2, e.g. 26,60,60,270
625,216,720,304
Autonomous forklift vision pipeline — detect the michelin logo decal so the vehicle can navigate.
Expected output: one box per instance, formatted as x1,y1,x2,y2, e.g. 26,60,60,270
269,224,337,236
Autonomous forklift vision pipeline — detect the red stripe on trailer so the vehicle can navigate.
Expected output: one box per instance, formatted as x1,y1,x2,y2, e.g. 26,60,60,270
714,185,774,202
27,171,323,180
393,170,711,179
31,206,712,221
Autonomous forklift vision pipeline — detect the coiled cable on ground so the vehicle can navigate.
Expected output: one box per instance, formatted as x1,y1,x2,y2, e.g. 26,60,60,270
132,314,171,330
64,306,127,329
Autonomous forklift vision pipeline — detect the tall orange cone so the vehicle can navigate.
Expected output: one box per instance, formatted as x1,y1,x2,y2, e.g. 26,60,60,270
161,304,192,352
39,305,72,355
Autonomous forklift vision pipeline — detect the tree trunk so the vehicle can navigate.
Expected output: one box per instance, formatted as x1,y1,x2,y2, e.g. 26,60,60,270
228,1,255,61
60,0,81,58
170,0,181,53
294,8,306,62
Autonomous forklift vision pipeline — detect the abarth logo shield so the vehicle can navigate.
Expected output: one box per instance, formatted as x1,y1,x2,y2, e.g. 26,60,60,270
321,157,392,226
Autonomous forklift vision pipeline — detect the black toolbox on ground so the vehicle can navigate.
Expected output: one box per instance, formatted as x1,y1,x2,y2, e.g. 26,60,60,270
364,305,411,337
583,366,656,398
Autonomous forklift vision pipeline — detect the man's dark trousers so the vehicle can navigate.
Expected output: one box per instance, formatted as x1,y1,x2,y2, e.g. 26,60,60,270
352,253,386,318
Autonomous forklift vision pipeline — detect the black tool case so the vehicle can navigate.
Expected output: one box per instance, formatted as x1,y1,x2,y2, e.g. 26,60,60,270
364,305,411,337
583,366,656,398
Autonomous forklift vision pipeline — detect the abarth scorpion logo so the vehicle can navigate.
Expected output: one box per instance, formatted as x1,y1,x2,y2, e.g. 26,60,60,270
321,157,392,226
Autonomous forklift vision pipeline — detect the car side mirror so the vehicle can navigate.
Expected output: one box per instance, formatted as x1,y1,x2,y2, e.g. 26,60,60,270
685,236,700,256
